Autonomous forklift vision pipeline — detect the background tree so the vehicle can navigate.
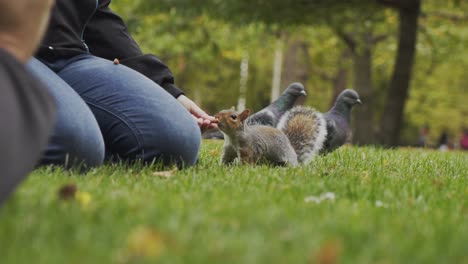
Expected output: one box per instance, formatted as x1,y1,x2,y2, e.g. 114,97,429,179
112,0,468,147
377,0,421,146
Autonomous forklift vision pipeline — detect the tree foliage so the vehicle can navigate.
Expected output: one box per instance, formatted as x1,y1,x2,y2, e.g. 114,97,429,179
112,0,468,147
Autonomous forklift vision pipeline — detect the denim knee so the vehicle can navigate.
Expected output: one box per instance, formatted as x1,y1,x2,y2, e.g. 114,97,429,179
27,57,105,169
41,121,105,169
44,54,202,167
140,119,201,167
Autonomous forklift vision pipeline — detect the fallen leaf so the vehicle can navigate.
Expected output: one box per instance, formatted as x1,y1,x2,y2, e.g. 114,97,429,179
433,179,445,189
304,196,321,203
153,167,178,179
323,165,336,176
313,240,343,264
209,149,219,156
361,171,370,183
75,191,92,208
375,200,388,208
127,226,166,260
304,192,336,204
58,184,77,200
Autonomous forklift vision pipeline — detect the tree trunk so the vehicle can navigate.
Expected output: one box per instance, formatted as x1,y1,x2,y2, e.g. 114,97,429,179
352,35,375,145
271,38,284,102
237,51,249,111
329,50,350,108
379,0,420,146
281,39,311,88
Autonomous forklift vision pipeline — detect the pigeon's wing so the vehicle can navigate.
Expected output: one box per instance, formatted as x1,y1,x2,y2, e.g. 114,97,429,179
321,116,337,153
247,83,307,127
247,110,276,126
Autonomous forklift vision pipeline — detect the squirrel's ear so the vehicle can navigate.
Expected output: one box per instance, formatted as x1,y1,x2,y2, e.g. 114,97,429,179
239,109,250,122
230,106,236,111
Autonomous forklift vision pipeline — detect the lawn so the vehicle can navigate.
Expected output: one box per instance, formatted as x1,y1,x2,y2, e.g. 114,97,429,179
0,140,467,264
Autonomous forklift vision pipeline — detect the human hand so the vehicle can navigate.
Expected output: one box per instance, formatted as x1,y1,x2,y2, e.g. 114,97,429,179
177,95,218,131
0,0,55,62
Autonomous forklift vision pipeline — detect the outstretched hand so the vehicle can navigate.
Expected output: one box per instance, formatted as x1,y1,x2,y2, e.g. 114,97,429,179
177,95,218,131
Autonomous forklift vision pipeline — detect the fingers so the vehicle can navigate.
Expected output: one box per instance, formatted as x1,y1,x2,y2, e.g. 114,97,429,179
178,95,218,130
191,105,217,122
200,121,218,132
207,122,218,129
189,103,218,126
178,95,217,120
194,116,218,131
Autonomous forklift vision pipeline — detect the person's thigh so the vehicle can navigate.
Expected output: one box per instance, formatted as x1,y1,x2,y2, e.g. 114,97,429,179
27,58,105,168
57,55,201,166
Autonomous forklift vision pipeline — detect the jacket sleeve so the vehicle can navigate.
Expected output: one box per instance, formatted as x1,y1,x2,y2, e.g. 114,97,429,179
83,0,184,98
0,49,56,204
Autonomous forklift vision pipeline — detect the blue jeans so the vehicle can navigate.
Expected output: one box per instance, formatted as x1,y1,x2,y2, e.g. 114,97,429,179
27,54,201,168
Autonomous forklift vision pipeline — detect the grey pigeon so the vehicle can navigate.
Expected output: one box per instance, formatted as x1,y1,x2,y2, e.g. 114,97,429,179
320,89,361,154
247,82,307,126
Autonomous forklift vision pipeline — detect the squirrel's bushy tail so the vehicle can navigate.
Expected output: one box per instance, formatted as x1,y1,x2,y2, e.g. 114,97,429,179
277,106,327,164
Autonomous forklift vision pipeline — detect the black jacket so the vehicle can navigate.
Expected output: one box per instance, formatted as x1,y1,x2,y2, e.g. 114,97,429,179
37,0,183,98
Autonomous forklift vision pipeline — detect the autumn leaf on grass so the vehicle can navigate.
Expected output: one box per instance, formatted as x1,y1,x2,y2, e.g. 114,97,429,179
153,167,178,179
75,191,92,209
361,152,366,160
433,179,445,189
127,226,166,260
382,159,389,166
209,149,219,156
58,183,77,200
375,200,388,208
361,171,370,183
304,192,336,204
57,184,92,209
311,240,343,264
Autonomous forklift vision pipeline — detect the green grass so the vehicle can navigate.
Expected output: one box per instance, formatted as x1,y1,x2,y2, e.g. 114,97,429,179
1,141,467,264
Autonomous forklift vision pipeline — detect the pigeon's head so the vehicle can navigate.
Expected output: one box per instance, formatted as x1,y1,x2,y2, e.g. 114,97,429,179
284,82,307,97
336,89,362,108
215,108,250,135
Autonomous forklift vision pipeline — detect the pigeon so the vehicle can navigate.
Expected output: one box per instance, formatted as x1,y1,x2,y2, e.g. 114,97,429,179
247,82,307,126
320,89,361,154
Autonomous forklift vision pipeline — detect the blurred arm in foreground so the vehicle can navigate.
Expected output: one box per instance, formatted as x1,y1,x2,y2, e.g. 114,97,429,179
0,0,56,204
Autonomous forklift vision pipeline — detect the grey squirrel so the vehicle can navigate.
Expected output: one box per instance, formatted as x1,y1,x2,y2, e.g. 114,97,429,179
214,106,326,166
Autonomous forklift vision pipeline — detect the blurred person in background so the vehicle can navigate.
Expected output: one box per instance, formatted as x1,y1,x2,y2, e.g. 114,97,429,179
438,130,449,152
460,128,468,150
416,126,430,148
